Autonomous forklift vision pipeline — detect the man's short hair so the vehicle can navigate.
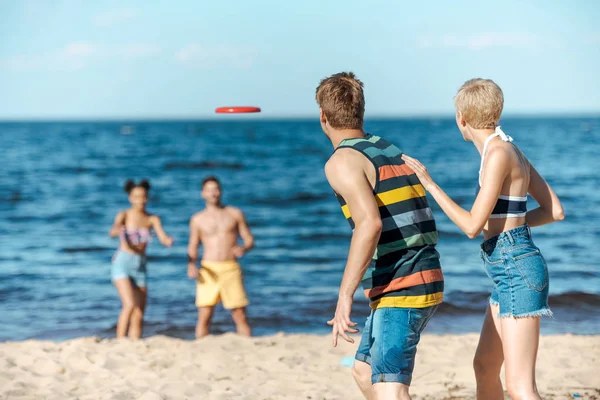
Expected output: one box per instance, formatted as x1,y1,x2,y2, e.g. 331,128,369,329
454,78,504,129
202,176,220,188
315,72,365,130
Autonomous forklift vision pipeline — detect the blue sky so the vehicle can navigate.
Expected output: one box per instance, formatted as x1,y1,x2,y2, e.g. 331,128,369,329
0,0,599,119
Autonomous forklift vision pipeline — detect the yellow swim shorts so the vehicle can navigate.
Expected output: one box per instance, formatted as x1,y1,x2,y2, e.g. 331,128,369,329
196,260,249,310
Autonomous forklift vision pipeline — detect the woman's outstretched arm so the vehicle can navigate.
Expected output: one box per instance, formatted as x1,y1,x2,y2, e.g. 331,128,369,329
109,211,126,237
150,215,174,247
402,147,510,239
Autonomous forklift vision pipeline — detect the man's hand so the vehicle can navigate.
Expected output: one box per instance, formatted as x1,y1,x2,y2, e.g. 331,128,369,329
187,263,199,279
232,245,246,259
327,296,359,347
163,236,174,247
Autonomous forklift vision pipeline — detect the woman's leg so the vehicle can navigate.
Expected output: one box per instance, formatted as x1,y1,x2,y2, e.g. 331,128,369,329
501,316,541,400
474,304,504,400
128,286,147,339
114,279,136,338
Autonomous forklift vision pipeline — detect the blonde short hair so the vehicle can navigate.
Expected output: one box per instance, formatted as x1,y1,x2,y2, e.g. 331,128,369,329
454,79,504,129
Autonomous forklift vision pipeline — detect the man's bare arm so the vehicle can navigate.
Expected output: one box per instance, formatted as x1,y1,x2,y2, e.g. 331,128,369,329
326,149,382,301
187,216,201,279
237,209,254,252
325,149,383,346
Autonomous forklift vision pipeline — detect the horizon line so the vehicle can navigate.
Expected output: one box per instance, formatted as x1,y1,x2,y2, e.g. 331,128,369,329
0,111,599,123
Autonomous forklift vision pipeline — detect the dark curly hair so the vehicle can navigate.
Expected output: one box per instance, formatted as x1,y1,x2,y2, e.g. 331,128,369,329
124,179,151,194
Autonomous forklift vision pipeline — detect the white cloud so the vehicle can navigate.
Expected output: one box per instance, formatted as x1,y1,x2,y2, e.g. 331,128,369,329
0,42,161,72
61,42,97,57
94,8,139,27
176,44,258,69
418,33,539,50
53,41,99,71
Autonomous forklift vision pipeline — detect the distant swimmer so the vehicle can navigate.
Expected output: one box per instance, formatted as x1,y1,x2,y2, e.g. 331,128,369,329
187,176,254,338
109,179,173,339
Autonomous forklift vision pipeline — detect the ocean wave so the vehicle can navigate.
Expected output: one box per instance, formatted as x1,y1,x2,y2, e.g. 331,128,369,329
252,192,331,205
60,246,112,253
53,166,95,174
163,161,244,171
297,233,351,241
438,291,600,313
548,291,600,307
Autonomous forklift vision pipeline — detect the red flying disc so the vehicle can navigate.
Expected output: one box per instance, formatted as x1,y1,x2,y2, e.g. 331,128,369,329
215,106,261,114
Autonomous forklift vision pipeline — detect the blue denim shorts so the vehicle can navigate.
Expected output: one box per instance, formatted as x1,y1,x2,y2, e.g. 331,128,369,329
111,251,147,287
355,305,438,385
480,225,552,318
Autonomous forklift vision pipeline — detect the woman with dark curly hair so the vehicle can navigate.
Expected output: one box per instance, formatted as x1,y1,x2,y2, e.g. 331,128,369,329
109,179,173,339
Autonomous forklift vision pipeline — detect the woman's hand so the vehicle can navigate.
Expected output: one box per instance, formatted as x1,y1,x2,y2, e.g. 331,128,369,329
163,236,174,247
401,154,436,191
109,211,126,237
150,215,173,247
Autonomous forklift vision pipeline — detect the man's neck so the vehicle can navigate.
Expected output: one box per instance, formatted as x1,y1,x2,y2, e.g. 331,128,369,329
329,128,366,148
206,203,223,211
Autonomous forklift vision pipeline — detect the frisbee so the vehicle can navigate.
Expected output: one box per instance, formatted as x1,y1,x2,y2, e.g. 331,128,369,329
215,106,261,114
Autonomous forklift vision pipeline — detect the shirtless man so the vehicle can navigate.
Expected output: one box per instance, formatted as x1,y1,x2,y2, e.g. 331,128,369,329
187,176,254,337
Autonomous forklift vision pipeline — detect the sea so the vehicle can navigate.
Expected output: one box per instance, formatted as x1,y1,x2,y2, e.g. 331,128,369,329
1,117,599,341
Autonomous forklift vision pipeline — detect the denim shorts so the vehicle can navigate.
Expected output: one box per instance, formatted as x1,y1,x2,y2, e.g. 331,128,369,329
355,305,438,385
111,251,147,287
480,224,552,318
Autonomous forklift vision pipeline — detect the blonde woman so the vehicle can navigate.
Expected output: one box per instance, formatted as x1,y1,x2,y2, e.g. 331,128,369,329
402,79,564,400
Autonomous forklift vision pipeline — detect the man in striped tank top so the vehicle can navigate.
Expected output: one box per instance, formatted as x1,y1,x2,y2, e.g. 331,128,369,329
316,72,443,400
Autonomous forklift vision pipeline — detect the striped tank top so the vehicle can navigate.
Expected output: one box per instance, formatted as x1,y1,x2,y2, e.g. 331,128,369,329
334,134,444,309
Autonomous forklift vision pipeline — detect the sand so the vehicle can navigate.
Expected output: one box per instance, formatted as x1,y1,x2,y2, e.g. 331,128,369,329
0,333,598,400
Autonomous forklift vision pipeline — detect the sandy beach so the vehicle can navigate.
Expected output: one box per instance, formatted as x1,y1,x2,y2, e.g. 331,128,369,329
0,333,598,400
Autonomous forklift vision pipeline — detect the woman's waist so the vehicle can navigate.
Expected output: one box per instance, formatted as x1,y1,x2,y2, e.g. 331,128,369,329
117,244,147,257
482,223,533,253
483,217,527,240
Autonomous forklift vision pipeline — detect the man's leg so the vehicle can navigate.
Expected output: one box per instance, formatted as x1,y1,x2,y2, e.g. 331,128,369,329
353,312,374,399
195,265,220,338
196,306,214,338
231,307,251,337
373,383,410,400
352,360,374,400
369,306,438,400
221,262,250,335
